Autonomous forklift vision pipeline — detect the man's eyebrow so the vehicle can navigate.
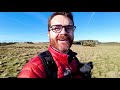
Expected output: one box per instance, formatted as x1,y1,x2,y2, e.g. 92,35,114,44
52,24,73,26
51,24,62,26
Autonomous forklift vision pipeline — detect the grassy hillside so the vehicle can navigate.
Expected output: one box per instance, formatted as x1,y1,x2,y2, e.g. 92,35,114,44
0,43,120,78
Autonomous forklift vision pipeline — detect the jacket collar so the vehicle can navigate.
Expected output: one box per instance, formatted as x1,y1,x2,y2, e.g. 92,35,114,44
48,45,77,65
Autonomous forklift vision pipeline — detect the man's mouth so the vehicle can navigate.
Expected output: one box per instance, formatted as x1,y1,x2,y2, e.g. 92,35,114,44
58,39,68,41
57,35,70,42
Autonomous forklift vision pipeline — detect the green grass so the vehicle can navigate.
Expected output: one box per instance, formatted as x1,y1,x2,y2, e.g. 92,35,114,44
0,43,120,78
71,44,120,78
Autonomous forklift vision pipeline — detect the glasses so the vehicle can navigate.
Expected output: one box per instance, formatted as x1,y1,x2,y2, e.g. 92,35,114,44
49,25,76,33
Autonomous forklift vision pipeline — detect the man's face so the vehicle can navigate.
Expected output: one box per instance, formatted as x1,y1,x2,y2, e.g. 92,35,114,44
48,15,74,53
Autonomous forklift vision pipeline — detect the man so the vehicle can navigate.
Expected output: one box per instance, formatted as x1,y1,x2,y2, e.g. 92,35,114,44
18,12,92,78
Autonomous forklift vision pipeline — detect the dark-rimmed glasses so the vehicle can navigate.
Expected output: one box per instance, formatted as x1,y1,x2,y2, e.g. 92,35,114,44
49,25,76,33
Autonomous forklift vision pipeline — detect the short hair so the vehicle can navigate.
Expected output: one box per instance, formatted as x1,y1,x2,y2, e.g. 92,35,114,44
48,12,74,30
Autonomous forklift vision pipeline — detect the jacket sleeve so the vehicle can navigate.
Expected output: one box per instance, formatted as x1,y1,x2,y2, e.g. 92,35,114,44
18,56,46,78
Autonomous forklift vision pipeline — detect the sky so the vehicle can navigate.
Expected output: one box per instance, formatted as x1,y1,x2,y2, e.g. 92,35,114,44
0,12,120,42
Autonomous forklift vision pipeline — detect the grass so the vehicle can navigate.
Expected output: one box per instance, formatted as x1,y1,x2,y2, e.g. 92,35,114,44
71,44,120,78
0,43,120,78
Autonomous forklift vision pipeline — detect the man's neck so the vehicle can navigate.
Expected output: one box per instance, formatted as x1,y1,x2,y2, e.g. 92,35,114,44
50,46,69,54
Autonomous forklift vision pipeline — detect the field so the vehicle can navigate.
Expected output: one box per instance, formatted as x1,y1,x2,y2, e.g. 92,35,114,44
0,43,120,78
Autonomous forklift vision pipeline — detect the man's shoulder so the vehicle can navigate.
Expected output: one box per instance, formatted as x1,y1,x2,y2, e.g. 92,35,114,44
18,55,46,78
27,55,43,67
28,50,50,67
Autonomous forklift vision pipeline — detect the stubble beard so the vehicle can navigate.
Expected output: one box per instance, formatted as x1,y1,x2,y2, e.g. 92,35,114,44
49,34,73,53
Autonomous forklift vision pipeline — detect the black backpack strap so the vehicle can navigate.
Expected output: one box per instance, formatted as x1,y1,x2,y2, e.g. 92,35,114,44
38,50,58,78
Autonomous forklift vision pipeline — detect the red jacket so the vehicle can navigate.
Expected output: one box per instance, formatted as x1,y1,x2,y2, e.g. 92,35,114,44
18,46,82,78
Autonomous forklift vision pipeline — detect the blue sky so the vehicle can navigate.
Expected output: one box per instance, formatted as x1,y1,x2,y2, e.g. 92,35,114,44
0,12,120,42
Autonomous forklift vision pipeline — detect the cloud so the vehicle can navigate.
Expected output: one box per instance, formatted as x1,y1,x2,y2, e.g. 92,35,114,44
23,12,48,25
0,14,28,26
87,12,95,25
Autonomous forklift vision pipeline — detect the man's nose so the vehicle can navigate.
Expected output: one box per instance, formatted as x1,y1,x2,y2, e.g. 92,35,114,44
60,27,67,34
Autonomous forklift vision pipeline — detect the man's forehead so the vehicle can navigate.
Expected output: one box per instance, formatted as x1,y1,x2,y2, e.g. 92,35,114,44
50,15,73,26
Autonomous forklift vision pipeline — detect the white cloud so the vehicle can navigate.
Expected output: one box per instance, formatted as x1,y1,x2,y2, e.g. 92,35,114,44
23,12,48,25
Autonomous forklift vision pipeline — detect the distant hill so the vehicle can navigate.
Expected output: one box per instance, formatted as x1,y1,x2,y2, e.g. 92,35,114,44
73,40,101,47
1,41,120,46
73,40,120,46
101,42,120,45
